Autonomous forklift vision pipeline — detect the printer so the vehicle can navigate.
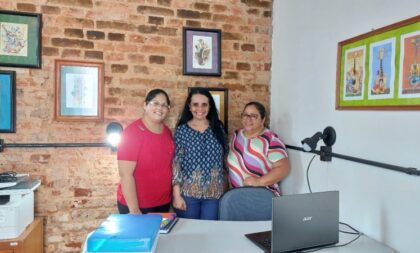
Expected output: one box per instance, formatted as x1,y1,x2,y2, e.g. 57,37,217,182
0,177,41,240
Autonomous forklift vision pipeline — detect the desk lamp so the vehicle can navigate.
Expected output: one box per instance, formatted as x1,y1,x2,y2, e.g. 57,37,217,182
301,126,336,161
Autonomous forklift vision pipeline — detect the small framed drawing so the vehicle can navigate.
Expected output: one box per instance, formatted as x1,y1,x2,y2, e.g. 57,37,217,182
55,60,104,121
183,27,221,76
0,10,42,68
188,87,228,133
0,70,16,133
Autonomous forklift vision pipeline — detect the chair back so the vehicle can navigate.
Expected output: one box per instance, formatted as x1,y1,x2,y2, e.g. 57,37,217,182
218,187,275,221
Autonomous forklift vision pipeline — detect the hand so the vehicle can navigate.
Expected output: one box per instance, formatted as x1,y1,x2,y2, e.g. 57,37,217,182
173,195,187,211
244,176,261,187
129,208,142,214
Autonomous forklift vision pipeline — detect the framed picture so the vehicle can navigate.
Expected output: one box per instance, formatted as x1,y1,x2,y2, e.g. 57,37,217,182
0,10,42,68
188,87,228,133
336,15,420,110
0,70,16,133
55,60,104,121
183,27,221,76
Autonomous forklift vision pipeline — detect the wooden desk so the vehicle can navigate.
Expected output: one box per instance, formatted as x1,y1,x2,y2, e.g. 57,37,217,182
0,217,43,253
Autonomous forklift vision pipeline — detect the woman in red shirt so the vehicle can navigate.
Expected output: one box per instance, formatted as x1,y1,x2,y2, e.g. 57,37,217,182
116,89,174,214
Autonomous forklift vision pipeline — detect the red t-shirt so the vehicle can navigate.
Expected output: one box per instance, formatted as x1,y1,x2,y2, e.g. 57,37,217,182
116,119,174,208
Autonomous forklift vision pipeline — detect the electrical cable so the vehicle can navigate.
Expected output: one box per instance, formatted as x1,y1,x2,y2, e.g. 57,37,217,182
303,155,363,252
306,155,317,193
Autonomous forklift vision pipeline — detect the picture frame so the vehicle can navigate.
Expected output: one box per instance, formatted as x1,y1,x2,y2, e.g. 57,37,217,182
55,60,104,121
0,10,42,68
0,70,16,133
183,27,221,76
336,15,420,110
188,87,228,133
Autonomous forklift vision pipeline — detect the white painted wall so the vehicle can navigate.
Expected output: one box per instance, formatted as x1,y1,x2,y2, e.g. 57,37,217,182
271,1,420,252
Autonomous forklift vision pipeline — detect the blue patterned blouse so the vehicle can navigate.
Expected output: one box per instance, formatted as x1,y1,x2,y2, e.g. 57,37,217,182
172,123,226,199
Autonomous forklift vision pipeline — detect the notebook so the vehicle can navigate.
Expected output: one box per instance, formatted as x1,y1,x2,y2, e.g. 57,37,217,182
153,212,179,234
245,191,339,253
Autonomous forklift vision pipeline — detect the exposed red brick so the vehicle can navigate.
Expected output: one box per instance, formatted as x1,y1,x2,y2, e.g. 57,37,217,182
148,16,164,25
237,62,251,71
149,55,165,64
108,108,126,116
74,188,92,197
241,44,255,51
64,28,84,38
62,49,81,57
111,64,129,73
138,25,158,34
42,47,59,56
96,21,136,31
137,6,174,16
223,32,243,40
17,3,36,12
108,33,125,41
241,0,271,8
105,97,121,105
264,63,271,71
52,38,94,49
87,30,105,40
224,71,239,79
213,4,227,12
158,27,177,36
186,20,201,27
134,65,149,74
247,9,259,15
194,3,209,11
85,50,103,59
41,5,60,14
177,9,211,20
263,11,271,17
157,0,171,7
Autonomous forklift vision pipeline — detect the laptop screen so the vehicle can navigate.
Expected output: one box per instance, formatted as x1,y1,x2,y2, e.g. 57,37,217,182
245,191,339,253
272,191,339,252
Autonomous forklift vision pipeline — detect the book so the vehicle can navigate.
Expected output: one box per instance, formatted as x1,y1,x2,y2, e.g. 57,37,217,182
87,214,162,253
153,213,178,234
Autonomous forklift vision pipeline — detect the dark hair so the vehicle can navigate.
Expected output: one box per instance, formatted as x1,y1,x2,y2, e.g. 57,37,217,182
244,101,266,119
145,89,170,105
177,88,226,152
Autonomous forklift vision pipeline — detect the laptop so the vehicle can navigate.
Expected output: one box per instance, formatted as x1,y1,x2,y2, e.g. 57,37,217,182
245,191,339,253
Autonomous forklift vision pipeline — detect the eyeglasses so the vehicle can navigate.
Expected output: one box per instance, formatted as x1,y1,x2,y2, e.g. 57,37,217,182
148,100,170,109
241,113,259,120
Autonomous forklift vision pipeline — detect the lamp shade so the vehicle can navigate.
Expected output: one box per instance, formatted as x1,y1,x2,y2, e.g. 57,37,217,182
106,122,123,149
301,132,323,152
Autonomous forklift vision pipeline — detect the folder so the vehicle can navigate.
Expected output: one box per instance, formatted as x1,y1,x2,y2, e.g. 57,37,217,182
87,214,162,253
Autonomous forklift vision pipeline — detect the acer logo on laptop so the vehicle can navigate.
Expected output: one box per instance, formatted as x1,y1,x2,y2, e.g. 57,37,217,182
302,216,312,222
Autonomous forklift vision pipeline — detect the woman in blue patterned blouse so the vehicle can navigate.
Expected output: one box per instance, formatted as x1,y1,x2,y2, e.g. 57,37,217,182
172,87,227,220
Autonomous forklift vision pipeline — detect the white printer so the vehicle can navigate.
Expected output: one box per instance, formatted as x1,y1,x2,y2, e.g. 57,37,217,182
0,178,41,240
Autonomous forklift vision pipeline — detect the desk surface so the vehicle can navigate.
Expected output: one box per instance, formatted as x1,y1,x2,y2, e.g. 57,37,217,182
156,219,394,253
84,218,395,253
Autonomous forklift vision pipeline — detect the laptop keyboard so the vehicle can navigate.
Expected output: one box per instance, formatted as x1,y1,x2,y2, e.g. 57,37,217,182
260,238,271,253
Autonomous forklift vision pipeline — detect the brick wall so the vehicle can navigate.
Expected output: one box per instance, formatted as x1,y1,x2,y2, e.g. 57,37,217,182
0,0,272,252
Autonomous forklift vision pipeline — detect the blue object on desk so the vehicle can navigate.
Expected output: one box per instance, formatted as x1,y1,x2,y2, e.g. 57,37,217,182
87,214,162,253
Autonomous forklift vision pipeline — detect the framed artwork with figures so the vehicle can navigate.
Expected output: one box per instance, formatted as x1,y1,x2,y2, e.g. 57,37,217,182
336,15,420,110
0,10,42,68
183,27,221,76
